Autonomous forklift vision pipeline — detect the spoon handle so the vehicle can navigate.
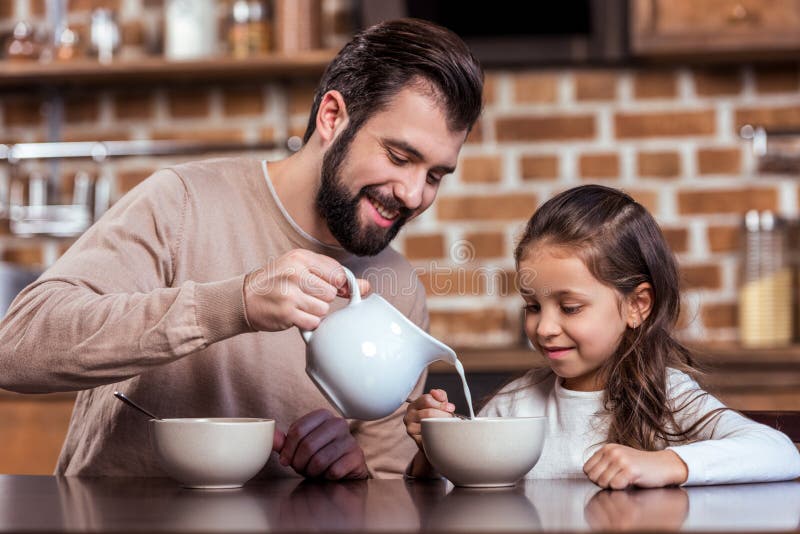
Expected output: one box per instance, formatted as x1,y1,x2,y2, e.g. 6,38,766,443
113,391,161,420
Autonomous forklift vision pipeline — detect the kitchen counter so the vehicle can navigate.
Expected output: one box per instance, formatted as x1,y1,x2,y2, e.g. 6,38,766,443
0,475,798,533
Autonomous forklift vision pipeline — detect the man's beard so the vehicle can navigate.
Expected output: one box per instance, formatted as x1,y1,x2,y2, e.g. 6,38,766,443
316,126,412,256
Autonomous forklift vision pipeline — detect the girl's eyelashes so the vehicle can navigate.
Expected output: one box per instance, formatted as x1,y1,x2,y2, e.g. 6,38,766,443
522,302,583,315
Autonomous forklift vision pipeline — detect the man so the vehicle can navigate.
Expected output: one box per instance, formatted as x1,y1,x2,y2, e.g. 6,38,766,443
0,19,483,480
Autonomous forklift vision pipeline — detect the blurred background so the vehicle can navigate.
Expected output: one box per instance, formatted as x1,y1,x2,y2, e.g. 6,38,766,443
1,0,800,473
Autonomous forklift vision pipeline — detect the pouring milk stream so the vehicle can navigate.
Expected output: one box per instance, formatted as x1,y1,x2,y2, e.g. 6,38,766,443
301,267,474,420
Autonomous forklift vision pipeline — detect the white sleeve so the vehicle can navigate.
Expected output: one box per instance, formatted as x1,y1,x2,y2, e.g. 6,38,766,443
666,373,800,485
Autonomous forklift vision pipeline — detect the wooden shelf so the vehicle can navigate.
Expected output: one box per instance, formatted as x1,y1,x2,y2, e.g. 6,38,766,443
629,0,800,61
0,234,78,246
0,49,338,88
431,343,800,411
431,342,800,373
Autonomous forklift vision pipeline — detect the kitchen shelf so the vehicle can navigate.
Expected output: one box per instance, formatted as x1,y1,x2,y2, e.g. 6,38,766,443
0,234,77,246
0,49,338,88
430,343,800,411
431,342,800,373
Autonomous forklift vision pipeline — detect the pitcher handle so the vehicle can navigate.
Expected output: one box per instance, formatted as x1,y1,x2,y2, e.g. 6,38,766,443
341,266,361,305
300,266,361,343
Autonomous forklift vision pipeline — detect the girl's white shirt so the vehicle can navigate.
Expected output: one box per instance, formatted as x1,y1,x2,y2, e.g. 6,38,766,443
480,368,800,485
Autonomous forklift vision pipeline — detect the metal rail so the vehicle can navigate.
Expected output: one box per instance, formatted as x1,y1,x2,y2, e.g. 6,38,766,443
0,137,302,163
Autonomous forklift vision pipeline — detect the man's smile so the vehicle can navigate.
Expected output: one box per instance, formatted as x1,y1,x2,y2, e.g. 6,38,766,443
363,196,398,228
368,196,400,221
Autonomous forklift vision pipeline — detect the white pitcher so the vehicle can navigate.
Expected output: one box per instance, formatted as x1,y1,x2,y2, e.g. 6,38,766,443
302,267,457,420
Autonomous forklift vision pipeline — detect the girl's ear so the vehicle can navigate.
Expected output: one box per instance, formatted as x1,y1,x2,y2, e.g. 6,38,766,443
315,90,349,146
627,282,653,329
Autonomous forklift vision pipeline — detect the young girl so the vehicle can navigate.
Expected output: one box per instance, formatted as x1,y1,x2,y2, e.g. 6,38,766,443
405,184,800,489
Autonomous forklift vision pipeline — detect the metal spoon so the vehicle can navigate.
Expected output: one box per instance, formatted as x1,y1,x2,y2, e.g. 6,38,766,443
113,391,161,420
404,396,472,420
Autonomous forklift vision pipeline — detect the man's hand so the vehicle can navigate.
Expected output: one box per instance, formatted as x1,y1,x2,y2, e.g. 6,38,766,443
273,409,369,480
583,444,689,490
279,480,368,531
244,249,370,332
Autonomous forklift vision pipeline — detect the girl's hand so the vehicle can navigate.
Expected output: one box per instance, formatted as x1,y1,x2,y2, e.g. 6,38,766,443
403,389,456,448
583,444,689,490
584,487,689,530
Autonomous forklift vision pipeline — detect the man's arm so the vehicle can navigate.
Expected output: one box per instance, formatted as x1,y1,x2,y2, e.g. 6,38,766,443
0,170,250,393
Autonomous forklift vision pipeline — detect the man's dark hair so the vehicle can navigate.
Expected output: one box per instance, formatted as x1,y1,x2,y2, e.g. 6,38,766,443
303,18,484,143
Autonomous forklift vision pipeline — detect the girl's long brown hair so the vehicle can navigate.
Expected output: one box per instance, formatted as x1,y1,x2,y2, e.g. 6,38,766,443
514,185,721,450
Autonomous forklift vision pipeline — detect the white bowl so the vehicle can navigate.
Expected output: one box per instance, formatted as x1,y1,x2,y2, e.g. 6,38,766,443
150,418,274,489
426,486,541,531
421,417,546,488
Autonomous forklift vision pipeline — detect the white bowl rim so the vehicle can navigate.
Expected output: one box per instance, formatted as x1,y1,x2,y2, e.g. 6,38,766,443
421,416,545,423
420,415,547,423
151,417,274,424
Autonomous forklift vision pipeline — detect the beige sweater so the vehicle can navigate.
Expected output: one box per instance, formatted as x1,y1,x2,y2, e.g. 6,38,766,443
0,158,428,478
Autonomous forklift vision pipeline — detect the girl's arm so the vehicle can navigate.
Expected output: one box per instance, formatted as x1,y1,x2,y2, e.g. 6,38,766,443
666,372,800,485
403,389,455,479
407,449,440,478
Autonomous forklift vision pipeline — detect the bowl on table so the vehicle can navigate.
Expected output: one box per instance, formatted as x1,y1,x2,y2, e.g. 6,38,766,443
150,418,274,489
421,416,546,488
425,485,542,531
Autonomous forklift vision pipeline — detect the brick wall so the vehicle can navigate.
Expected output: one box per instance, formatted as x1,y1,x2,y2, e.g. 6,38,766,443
413,65,800,347
2,2,800,348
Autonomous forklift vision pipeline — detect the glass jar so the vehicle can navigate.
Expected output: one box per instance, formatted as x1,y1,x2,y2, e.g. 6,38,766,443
227,0,271,58
228,0,251,59
5,21,39,61
247,1,271,55
274,0,321,53
89,8,120,64
738,210,794,347
54,26,80,61
164,0,217,60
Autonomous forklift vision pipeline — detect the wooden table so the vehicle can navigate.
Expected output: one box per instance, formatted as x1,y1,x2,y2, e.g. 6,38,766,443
1,475,798,532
